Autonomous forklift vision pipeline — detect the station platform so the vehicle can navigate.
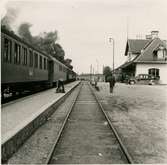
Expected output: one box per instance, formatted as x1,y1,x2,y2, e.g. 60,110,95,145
1,81,80,145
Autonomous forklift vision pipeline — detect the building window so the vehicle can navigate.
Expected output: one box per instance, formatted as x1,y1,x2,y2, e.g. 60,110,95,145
34,53,38,68
39,56,43,69
14,43,21,64
4,38,12,63
23,47,28,65
148,68,159,79
29,50,33,67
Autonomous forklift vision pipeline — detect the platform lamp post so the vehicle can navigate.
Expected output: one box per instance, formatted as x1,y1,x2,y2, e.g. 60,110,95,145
109,37,115,76
93,67,94,82
90,64,92,83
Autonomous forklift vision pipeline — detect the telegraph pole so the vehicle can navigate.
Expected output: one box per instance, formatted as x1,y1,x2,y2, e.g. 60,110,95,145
90,64,92,83
109,37,115,75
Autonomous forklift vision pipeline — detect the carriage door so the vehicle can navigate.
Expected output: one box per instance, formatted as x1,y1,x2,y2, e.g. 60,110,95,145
48,60,54,87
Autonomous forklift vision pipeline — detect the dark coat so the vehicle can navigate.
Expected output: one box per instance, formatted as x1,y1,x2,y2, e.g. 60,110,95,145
107,76,116,87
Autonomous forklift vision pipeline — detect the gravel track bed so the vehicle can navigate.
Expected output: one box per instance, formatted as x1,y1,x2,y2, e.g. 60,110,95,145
49,82,128,164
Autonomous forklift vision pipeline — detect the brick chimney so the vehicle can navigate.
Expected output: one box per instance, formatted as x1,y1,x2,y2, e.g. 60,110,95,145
151,31,159,39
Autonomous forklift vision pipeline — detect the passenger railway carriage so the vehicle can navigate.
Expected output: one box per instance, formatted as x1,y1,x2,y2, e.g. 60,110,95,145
1,27,76,97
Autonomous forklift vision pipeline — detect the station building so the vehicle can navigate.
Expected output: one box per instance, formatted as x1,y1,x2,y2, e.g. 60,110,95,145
115,31,167,84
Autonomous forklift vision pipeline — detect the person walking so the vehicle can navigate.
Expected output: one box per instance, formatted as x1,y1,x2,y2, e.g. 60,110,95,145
94,76,98,88
107,74,116,93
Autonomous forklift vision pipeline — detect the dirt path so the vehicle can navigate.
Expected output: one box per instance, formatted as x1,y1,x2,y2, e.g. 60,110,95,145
95,82,167,163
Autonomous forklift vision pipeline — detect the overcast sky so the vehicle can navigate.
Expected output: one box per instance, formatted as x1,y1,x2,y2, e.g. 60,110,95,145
1,0,167,74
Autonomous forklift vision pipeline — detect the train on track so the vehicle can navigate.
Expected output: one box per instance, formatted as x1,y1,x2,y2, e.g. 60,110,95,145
1,27,76,98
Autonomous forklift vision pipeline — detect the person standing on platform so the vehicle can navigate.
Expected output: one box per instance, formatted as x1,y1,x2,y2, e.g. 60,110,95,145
56,78,65,93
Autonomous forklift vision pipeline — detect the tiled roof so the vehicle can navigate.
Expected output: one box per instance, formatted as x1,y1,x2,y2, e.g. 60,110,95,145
134,38,167,62
118,38,167,70
125,39,150,55
115,61,134,70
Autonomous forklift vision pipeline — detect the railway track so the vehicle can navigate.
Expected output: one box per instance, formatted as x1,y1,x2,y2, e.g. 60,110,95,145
45,81,134,164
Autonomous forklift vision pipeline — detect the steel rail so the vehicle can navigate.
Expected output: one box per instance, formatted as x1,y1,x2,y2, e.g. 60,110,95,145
89,83,135,164
45,82,83,164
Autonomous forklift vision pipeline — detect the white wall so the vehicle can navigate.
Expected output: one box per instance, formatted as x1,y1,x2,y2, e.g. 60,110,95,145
135,63,167,84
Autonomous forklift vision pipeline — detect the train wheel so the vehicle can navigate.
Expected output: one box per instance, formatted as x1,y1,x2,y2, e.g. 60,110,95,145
12,91,17,97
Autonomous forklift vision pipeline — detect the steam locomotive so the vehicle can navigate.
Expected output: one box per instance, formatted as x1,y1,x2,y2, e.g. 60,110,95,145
1,27,76,98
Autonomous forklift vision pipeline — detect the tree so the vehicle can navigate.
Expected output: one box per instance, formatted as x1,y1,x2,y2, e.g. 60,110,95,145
103,66,112,82
64,58,73,70
52,43,65,62
18,23,58,55
17,23,72,66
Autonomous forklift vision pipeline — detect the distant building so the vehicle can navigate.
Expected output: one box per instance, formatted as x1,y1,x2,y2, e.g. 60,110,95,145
78,73,105,82
115,31,167,84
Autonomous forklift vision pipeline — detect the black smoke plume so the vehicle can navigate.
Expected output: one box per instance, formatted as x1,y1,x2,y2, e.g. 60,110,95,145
17,23,68,65
17,22,58,51
18,23,33,43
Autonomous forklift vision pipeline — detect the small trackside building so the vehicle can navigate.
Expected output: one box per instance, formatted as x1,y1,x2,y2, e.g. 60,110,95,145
116,31,167,84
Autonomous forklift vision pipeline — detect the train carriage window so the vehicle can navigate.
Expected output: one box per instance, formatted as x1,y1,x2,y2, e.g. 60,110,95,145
29,50,33,67
59,65,62,71
46,59,48,70
39,56,43,69
44,58,46,70
34,53,38,68
23,47,28,65
14,43,21,64
4,38,12,63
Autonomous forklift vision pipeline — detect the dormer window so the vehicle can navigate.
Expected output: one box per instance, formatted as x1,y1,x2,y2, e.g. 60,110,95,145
153,46,166,60
157,49,164,59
